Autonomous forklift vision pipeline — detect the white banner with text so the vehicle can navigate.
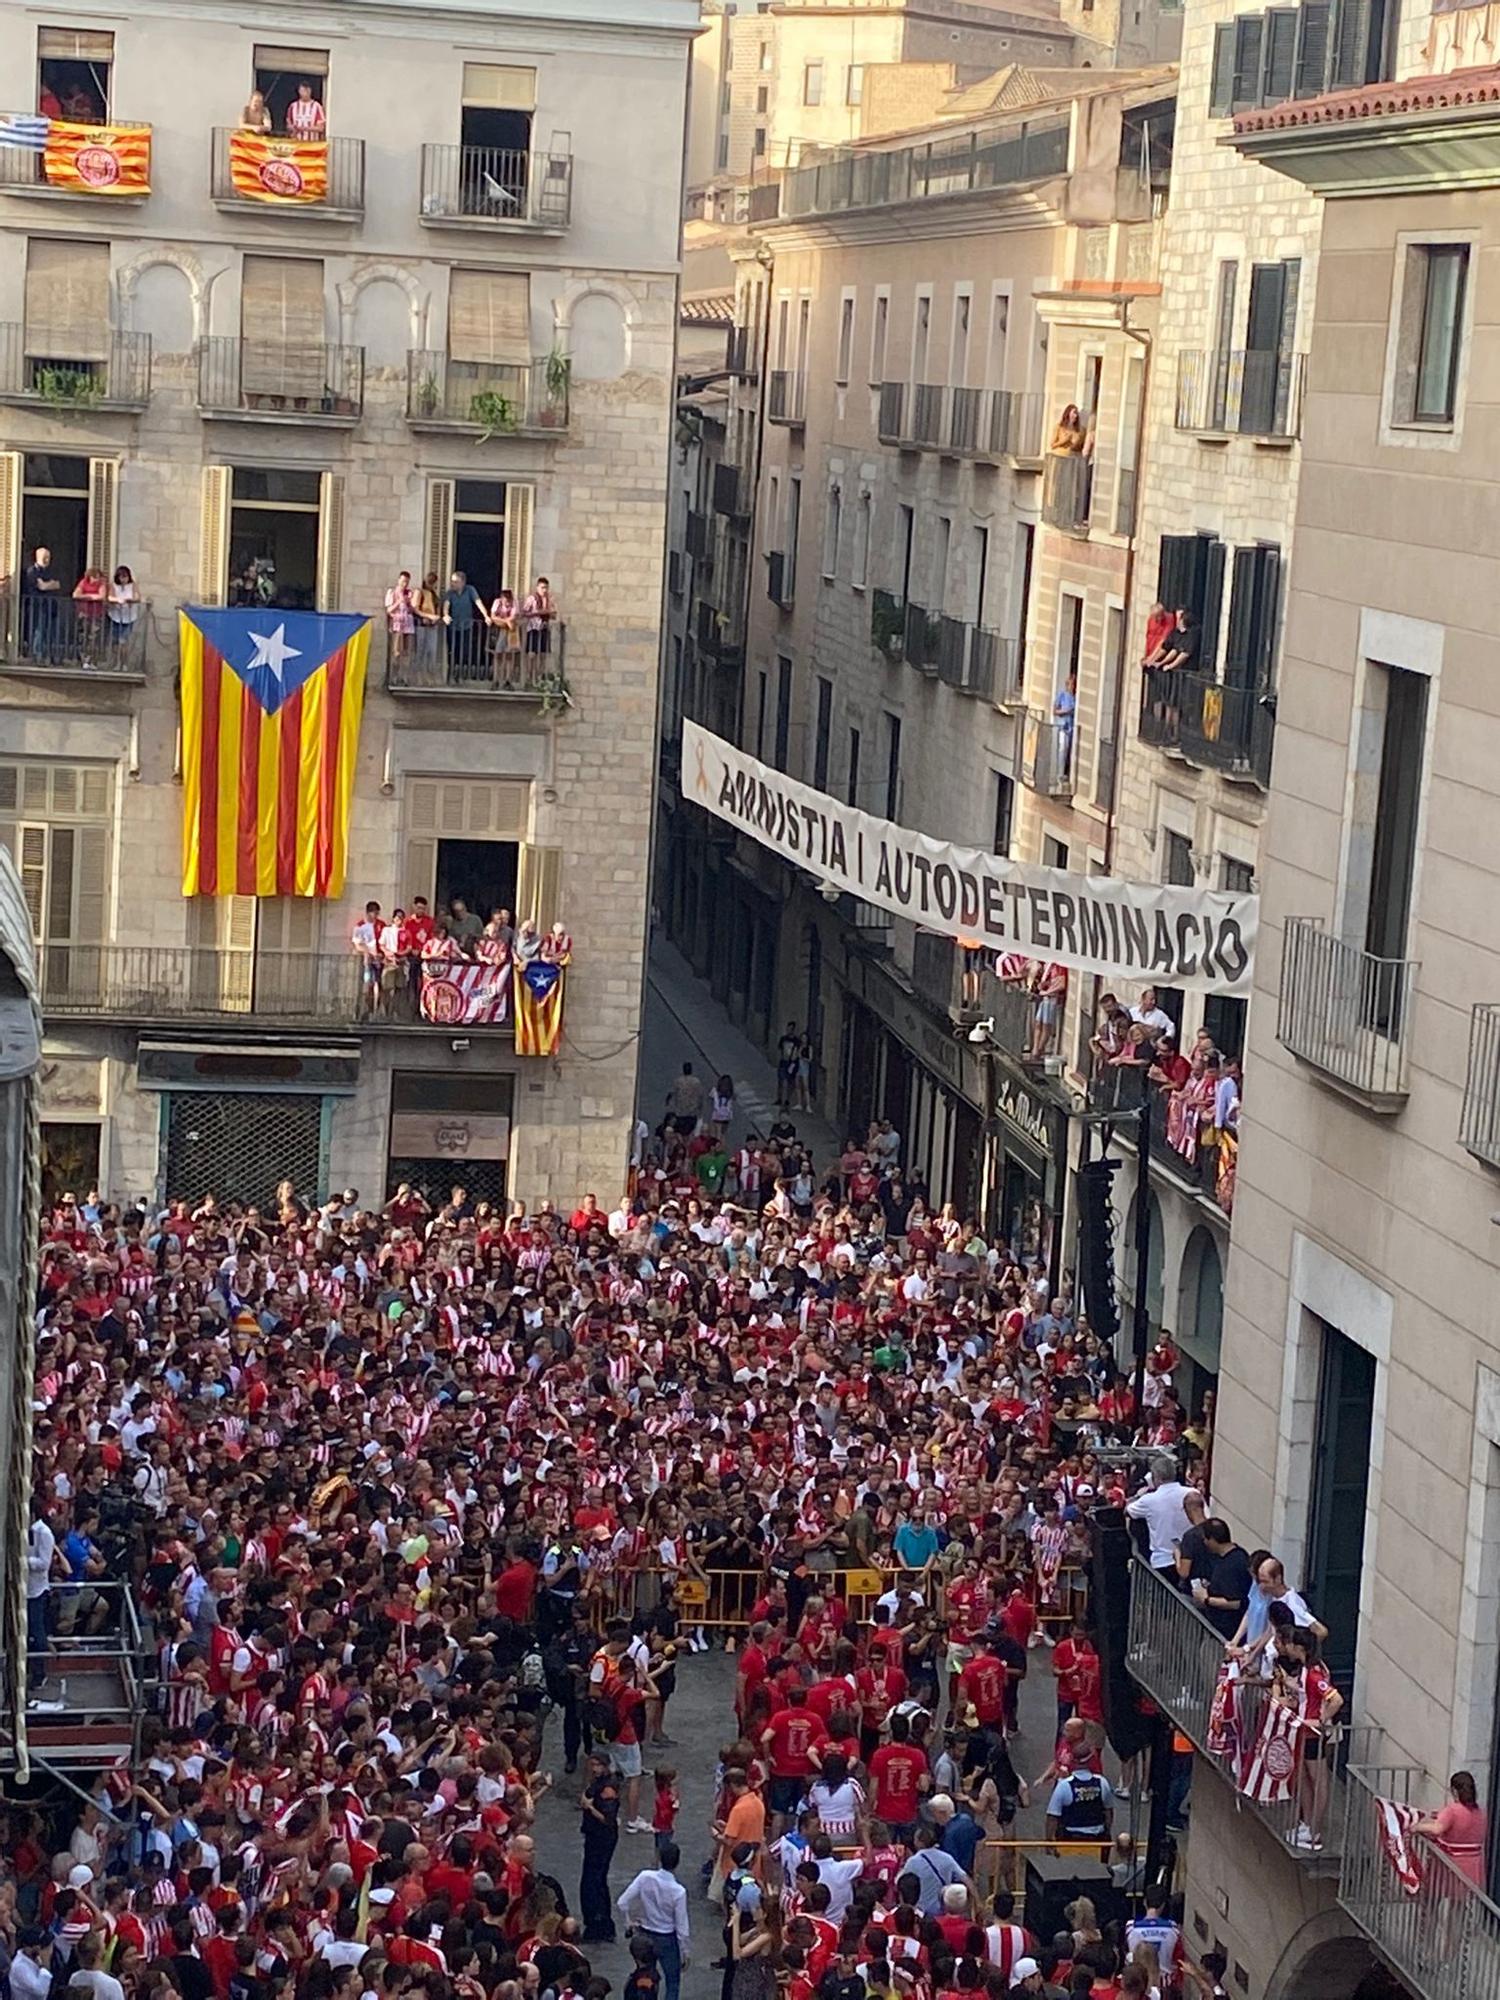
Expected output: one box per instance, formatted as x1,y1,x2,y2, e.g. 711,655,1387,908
683,720,1257,996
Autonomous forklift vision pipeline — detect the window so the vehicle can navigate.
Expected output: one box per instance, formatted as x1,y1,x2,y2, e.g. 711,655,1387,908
448,268,531,364
229,465,325,608
803,61,824,106
896,503,914,602
1156,532,1227,674
822,482,842,580
968,525,988,623
716,132,729,171
1208,259,1238,428
37,26,114,123
1224,543,1282,690
846,63,865,105
0,759,111,998
884,713,902,818
756,84,768,112
870,292,890,385
913,292,931,381
836,293,855,384
1222,856,1255,893
987,289,1010,387
1043,836,1069,870
239,256,327,404
253,43,331,133
1241,258,1300,433
1397,242,1470,426
1095,604,1125,808
846,727,862,807
774,295,791,369
1114,353,1144,535
852,489,871,589
1211,0,1392,117
755,670,768,760
774,656,793,772
992,771,1014,857
813,676,833,789
23,238,109,372
951,288,972,385
759,40,773,71
754,126,766,158
932,517,951,614
1164,831,1195,886
785,475,801,598
765,470,781,549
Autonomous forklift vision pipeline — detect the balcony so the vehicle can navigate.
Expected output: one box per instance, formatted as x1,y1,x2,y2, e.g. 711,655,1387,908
1340,1753,1500,2000
902,599,941,674
908,382,944,448
712,460,749,519
384,621,567,702
405,351,568,435
698,597,744,665
209,129,364,218
942,384,1045,461
935,617,1014,700
766,550,794,610
198,337,363,423
877,379,906,443
685,509,714,563
726,325,757,379
1125,1555,1348,1866
767,368,806,425
1091,1062,1234,1217
0,589,150,680
781,117,1069,221
1041,450,1093,533
870,588,905,661
36,945,515,1033
419,142,572,232
1138,669,1275,788
1174,348,1307,442
1463,1004,1500,1168
1277,916,1416,1110
0,323,152,413
1020,707,1075,797
0,119,151,201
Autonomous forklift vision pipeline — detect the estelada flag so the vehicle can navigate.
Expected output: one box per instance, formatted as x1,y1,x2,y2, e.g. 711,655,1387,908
179,609,370,899
228,130,328,204
515,959,566,1057
44,120,151,195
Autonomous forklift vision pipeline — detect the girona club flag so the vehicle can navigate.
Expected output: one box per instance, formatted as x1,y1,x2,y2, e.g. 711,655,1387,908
44,120,151,195
179,609,370,899
229,130,328,203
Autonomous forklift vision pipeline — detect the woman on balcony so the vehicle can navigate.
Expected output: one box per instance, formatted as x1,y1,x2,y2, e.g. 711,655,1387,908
107,566,141,654
71,567,107,664
1049,403,1086,455
1413,1771,1487,1890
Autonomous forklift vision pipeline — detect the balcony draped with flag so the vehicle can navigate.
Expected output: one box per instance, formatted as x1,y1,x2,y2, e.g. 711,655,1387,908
179,608,370,899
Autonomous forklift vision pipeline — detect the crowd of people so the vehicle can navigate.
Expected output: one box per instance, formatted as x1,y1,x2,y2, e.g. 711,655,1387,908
349,900,573,1020
384,574,559,687
14,1029,1459,2000
1086,988,1240,1216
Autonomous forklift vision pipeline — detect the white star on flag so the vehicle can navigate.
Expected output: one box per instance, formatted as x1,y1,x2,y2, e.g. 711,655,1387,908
247,623,301,684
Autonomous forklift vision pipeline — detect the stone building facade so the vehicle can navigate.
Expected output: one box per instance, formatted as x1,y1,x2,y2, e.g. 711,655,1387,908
0,0,697,1209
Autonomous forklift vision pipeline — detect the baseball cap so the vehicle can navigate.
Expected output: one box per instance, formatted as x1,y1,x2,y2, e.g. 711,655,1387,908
1012,1961,1040,1980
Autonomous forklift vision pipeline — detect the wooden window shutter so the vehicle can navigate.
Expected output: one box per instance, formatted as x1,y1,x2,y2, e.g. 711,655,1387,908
198,466,232,604
1199,538,1227,677
516,842,562,928
423,480,455,587
1209,23,1235,114
501,482,535,597
1223,547,1259,687
403,837,438,906
447,271,531,365
74,824,108,944
316,471,346,611
0,452,20,652
18,825,46,933
87,458,119,578
461,63,536,109
439,782,468,834
25,238,110,360
241,256,325,347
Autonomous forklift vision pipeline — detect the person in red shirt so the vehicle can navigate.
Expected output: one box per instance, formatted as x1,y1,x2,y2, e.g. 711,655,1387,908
761,1688,829,1832
807,1641,859,1725
737,1620,773,1729
493,1547,538,1623
1051,1616,1090,1737
424,1834,478,1907
999,1585,1036,1655
959,1638,1009,1747
201,1909,244,2000
855,1654,909,1760
866,1711,928,1839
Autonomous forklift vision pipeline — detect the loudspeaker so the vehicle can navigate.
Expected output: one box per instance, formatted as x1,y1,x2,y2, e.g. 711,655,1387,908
1076,1156,1121,1345
1089,1509,1156,1762
1023,1851,1121,1944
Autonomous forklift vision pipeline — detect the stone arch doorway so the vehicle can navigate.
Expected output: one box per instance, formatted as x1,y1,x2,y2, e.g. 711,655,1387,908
1267,1931,1413,2000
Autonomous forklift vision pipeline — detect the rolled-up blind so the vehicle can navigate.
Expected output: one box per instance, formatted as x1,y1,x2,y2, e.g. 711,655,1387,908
253,43,329,75
24,238,110,360
461,63,535,109
447,270,531,364
241,255,325,400
39,27,114,58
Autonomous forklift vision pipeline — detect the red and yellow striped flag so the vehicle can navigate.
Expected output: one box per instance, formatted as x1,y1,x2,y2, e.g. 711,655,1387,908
179,609,369,899
228,130,328,204
44,120,151,195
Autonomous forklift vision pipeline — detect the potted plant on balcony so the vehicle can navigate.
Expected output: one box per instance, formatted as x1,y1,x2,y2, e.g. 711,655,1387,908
34,363,105,411
415,371,440,418
538,345,570,429
468,388,518,441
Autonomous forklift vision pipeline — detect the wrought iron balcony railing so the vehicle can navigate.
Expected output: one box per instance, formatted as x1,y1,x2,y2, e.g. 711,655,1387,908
0,589,150,677
384,619,566,699
1462,1002,1500,1169
405,351,568,433
197,337,363,420
1277,916,1416,1108
1041,449,1093,531
0,323,151,410
209,129,364,215
1175,347,1307,441
767,368,806,424
1138,668,1275,788
419,142,572,230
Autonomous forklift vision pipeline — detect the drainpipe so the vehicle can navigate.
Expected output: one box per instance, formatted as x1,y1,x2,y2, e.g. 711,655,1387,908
1102,298,1151,880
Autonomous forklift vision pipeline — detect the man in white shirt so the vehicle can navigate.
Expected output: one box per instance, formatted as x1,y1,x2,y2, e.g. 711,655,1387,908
618,1844,690,2000
1130,984,1175,1036
814,1842,867,1919
26,1501,56,1694
1125,1457,1202,1570
11,1930,54,2000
